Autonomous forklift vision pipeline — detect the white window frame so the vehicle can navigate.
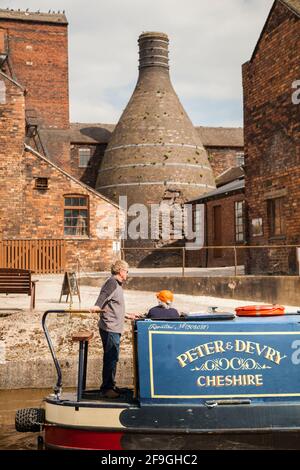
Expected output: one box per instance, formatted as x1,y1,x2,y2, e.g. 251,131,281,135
79,148,91,168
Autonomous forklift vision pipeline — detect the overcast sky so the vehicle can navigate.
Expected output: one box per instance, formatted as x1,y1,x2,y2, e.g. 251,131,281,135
2,0,274,126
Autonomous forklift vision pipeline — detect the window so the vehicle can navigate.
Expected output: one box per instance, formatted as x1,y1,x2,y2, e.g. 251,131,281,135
64,196,89,236
192,204,202,237
35,177,49,190
79,148,91,168
268,197,285,237
252,218,263,237
236,153,245,167
235,201,245,243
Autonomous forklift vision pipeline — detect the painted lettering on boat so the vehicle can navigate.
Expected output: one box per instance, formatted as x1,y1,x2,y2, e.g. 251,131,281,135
175,339,287,389
177,340,287,368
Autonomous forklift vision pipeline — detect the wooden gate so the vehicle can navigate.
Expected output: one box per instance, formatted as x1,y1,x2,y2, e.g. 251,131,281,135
0,240,66,274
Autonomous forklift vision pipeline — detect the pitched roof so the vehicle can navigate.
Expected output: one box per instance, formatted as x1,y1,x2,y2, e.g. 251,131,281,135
196,126,244,148
189,179,245,203
282,0,300,16
24,144,120,210
0,69,25,91
0,8,68,25
216,166,244,187
249,0,300,63
68,123,244,148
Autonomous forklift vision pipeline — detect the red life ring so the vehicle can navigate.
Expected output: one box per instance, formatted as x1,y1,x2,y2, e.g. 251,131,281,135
235,305,285,317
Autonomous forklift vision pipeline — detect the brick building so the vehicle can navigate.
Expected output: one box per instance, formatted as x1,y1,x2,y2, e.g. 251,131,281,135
0,9,69,129
196,126,244,177
0,10,121,273
189,0,300,273
187,167,245,268
0,8,244,271
243,0,300,274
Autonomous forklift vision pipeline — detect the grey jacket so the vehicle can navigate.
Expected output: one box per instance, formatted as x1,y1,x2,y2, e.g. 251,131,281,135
95,276,125,334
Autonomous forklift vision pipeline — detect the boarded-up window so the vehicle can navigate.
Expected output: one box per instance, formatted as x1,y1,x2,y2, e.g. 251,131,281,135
0,81,6,104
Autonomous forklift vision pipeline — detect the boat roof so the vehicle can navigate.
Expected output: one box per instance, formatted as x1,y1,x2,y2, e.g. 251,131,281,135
143,314,300,324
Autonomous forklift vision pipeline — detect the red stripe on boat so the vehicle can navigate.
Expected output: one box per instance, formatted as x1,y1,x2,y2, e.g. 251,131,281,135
45,426,124,450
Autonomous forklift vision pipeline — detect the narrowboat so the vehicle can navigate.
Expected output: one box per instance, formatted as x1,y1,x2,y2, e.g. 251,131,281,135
15,308,300,450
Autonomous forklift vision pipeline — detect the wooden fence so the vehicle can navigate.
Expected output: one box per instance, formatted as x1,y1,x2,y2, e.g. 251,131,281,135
0,240,66,274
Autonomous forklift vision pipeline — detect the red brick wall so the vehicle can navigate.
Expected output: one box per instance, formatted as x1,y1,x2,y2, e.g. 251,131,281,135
0,75,25,238
187,192,245,268
206,147,244,177
0,74,121,271
20,150,121,271
70,143,107,188
0,29,6,53
243,0,300,274
0,19,69,129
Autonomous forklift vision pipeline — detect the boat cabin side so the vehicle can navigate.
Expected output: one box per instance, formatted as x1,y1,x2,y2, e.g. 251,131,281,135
133,315,300,405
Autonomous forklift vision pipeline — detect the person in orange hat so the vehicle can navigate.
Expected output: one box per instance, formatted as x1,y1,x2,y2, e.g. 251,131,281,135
147,290,180,320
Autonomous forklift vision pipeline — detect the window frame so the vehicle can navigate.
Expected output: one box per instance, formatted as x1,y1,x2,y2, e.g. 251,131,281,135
34,177,49,190
64,194,90,238
236,152,245,167
268,197,285,239
234,200,245,244
0,80,6,105
78,148,91,168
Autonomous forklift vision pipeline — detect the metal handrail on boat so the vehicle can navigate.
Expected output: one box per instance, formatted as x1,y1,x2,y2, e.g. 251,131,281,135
42,309,92,398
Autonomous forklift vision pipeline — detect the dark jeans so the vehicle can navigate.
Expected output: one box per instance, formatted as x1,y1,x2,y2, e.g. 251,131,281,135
99,328,121,392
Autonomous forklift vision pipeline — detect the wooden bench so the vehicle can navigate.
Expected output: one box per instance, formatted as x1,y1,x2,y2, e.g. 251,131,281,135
0,269,38,310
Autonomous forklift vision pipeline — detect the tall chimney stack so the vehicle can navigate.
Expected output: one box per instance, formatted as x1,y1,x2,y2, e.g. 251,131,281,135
138,32,169,69
96,32,216,266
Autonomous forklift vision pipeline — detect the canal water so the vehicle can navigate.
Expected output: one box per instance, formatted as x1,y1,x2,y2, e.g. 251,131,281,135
2,389,300,450
0,389,49,450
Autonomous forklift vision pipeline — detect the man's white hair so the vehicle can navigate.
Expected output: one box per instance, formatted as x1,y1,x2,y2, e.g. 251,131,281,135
111,259,129,275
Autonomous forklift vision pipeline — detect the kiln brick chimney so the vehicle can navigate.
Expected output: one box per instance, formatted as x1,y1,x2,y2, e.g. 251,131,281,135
96,32,216,265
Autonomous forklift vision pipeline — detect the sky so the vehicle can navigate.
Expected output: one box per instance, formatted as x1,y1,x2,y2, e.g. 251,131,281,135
1,0,274,127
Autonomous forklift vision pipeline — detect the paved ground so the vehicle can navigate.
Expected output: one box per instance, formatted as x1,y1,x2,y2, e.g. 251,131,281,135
0,273,297,314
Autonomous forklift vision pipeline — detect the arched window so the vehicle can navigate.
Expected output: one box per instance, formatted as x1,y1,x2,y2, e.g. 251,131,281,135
0,81,6,105
64,195,89,236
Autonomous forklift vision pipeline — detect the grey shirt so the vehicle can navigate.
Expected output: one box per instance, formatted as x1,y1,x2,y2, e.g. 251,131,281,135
95,276,125,334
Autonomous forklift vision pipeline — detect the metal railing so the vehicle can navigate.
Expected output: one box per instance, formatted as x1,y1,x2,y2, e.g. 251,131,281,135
121,245,300,277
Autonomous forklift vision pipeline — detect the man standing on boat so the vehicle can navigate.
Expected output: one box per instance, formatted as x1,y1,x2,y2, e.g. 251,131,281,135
90,260,129,399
